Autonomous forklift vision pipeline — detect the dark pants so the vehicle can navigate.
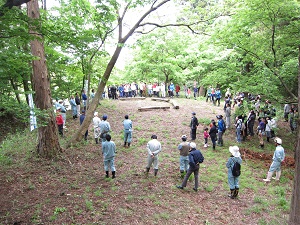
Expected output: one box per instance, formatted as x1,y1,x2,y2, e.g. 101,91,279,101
58,124,63,136
191,128,197,140
181,165,199,189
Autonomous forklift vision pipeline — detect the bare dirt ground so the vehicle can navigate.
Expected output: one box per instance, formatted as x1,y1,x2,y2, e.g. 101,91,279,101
0,97,295,224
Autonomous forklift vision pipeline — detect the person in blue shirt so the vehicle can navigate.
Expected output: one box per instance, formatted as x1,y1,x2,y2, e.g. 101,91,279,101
193,85,198,100
69,95,77,119
217,115,225,146
263,137,285,182
102,134,117,179
82,90,87,110
176,142,204,192
215,88,222,106
80,110,88,140
226,146,242,199
123,115,133,147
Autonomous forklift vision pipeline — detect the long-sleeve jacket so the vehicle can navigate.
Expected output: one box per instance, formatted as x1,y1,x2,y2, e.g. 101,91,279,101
123,119,132,131
147,139,161,156
178,141,190,156
190,116,199,129
102,141,116,160
189,149,204,169
209,125,218,138
273,146,285,162
100,120,111,133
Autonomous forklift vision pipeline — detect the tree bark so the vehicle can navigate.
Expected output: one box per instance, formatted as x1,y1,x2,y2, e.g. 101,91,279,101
289,46,300,224
27,0,61,158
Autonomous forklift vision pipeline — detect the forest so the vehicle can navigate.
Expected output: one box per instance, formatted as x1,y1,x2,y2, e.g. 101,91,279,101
0,0,300,224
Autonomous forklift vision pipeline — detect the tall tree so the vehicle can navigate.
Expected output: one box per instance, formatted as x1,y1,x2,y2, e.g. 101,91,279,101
289,45,300,224
27,0,61,157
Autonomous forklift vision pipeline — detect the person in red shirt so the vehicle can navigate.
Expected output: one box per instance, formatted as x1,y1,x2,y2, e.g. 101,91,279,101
175,84,180,97
56,107,64,137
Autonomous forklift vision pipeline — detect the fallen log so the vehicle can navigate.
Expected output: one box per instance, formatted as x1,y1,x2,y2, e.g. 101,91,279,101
138,106,170,111
119,97,146,101
170,99,179,109
151,98,170,102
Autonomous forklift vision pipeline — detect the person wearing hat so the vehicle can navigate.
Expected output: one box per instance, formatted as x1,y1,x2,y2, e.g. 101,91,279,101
80,110,88,140
123,114,133,147
226,146,242,199
93,112,101,144
176,142,204,192
263,137,285,182
190,112,199,141
177,135,190,177
145,134,162,176
55,107,64,137
99,114,111,143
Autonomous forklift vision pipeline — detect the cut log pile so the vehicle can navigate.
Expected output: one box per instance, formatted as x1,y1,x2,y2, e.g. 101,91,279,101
151,98,170,102
138,106,171,111
170,99,179,109
119,97,146,101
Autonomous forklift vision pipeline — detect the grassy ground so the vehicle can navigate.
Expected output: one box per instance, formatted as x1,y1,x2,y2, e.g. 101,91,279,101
0,97,296,225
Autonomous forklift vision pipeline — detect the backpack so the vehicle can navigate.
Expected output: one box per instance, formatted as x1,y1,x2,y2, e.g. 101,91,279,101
231,158,241,177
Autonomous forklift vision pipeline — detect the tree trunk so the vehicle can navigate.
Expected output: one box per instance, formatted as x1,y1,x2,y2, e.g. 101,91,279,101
27,0,61,158
289,46,300,224
10,78,21,104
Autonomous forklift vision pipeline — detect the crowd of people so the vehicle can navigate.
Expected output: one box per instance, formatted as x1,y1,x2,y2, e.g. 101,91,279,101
52,85,294,198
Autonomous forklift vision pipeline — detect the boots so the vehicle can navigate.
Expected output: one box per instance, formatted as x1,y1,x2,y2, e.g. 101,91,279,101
228,189,235,199
105,171,109,178
154,169,158,176
145,167,150,176
128,142,130,147
112,171,116,179
233,188,239,198
272,171,281,181
95,138,98,144
124,142,127,147
263,171,273,182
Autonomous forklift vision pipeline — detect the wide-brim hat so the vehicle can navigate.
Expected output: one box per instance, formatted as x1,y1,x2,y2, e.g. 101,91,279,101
190,142,196,149
229,146,241,157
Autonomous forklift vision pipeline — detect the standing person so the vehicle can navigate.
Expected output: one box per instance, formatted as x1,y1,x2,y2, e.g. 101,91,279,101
226,146,242,199
187,87,191,99
265,117,272,142
75,92,81,117
177,135,190,177
145,134,162,177
82,90,87,110
57,100,67,127
110,85,117,99
169,82,175,98
263,137,285,182
211,87,215,105
235,116,243,143
206,86,212,102
183,84,188,98
102,134,117,179
215,88,222,106
90,89,95,101
56,107,64,137
93,112,101,144
283,103,290,122
123,114,133,147
257,117,266,148
217,115,226,146
209,121,218,150
80,110,88,141
176,142,204,192
193,85,198,100
161,82,166,98
69,95,77,119
247,110,256,136
225,103,231,129
203,128,210,148
190,112,199,141
99,114,111,143
175,84,180,97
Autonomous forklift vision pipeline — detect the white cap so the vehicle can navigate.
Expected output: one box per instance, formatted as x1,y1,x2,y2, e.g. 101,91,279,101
190,142,196,149
275,137,282,145
94,112,98,116
229,146,241,157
